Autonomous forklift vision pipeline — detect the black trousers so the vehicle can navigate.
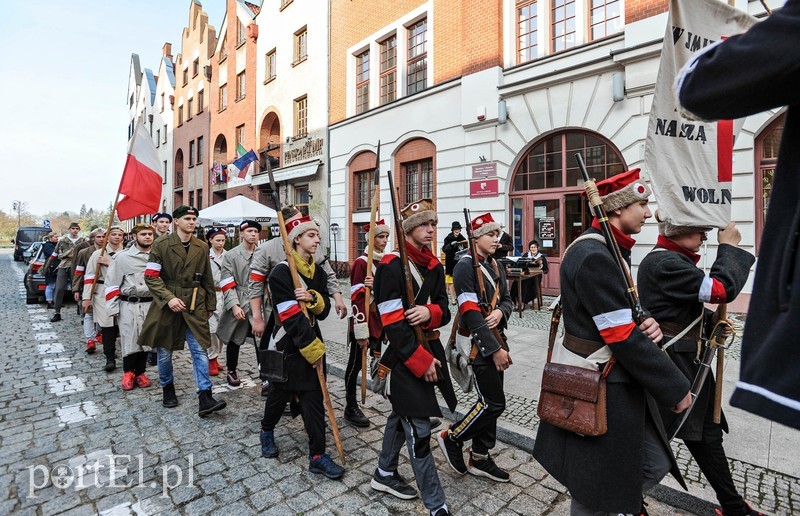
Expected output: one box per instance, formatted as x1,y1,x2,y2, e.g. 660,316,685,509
684,407,748,515
261,381,325,456
344,333,367,406
226,343,241,372
122,352,147,374
101,325,118,360
448,361,505,455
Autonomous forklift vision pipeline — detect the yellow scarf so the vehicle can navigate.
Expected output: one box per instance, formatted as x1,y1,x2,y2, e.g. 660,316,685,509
292,250,316,278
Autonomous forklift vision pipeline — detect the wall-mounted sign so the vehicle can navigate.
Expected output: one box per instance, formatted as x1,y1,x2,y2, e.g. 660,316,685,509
469,178,499,198
472,162,497,178
284,137,324,166
539,217,556,240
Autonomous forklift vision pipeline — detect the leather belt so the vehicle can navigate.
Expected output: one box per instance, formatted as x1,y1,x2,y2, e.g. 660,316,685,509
95,280,104,285
564,332,605,356
120,295,153,303
660,321,701,341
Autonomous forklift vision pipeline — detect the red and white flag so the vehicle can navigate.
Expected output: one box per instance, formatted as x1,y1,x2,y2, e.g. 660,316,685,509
116,122,163,220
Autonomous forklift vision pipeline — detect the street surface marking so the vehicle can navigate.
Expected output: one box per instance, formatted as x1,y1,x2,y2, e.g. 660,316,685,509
34,332,58,341
43,357,72,371
32,322,52,330
38,343,65,354
48,376,86,396
56,401,100,426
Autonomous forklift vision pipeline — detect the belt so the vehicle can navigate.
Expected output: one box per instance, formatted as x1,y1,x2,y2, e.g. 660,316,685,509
659,321,701,341
564,332,605,356
120,295,153,303
95,280,104,285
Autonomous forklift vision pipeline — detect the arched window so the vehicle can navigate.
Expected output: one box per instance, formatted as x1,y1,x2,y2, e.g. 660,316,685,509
348,150,377,260
394,138,436,206
258,111,281,170
174,149,184,189
754,114,784,254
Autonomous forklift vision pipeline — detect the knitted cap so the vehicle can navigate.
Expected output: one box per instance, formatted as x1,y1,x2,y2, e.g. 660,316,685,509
471,212,502,238
595,168,652,211
362,218,391,236
655,210,712,238
286,215,319,242
401,198,437,233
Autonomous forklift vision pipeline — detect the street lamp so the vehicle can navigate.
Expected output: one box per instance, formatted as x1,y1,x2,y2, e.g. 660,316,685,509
330,223,339,265
270,223,280,238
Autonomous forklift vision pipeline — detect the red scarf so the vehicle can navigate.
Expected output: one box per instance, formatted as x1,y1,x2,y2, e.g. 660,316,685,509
406,242,440,270
591,218,635,251
657,235,701,265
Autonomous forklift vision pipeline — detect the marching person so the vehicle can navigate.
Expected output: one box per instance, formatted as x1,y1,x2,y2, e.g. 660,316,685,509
344,218,391,427
437,213,513,483
138,205,226,417
249,205,347,395
41,232,59,309
638,217,759,516
105,224,156,391
206,227,227,377
152,212,172,240
532,169,692,515
217,220,261,387
83,227,125,372
371,198,455,516
47,221,82,322
73,228,106,354
259,215,345,480
442,221,467,305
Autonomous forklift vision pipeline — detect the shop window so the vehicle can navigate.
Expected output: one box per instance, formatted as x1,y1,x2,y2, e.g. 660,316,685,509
755,115,784,254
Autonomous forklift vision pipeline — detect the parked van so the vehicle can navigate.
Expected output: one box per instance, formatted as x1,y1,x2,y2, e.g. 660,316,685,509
13,226,50,262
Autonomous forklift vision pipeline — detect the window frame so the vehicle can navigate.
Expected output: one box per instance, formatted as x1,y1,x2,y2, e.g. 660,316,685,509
189,139,196,168
517,0,539,64
406,18,428,96
236,20,247,47
196,135,204,165
379,34,397,105
754,115,784,255
265,48,277,83
355,49,370,114
219,84,228,112
236,71,246,101
294,95,308,138
197,90,204,115
293,26,308,66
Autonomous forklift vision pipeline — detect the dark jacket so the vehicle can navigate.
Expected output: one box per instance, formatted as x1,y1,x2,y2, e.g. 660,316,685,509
492,231,514,259
677,0,800,429
374,250,455,417
41,241,58,283
533,227,690,513
442,232,467,276
638,240,754,440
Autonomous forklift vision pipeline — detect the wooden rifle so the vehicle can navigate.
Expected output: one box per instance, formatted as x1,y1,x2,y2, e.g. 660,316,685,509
361,141,380,404
462,208,511,358
266,157,346,464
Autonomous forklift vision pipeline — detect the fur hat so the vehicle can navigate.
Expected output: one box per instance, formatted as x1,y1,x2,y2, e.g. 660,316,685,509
470,212,502,238
281,205,300,220
286,215,319,242
655,210,712,238
361,218,391,236
205,227,226,241
172,205,199,219
595,169,652,212
240,220,262,232
401,198,437,233
152,212,173,223
131,224,155,235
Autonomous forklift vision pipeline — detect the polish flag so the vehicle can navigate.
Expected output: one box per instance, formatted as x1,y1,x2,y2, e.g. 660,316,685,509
116,122,163,220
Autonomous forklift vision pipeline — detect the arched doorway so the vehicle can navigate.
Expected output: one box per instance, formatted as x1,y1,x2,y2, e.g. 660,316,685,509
509,129,626,294
754,114,784,255
258,111,281,171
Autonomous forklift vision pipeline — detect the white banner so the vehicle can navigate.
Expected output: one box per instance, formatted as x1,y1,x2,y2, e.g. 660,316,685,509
644,0,755,228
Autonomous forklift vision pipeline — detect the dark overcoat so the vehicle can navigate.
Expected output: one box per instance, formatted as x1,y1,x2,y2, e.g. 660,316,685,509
676,0,800,429
138,233,217,351
532,227,690,514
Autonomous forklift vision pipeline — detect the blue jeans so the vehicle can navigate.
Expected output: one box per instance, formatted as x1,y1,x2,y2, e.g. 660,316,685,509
45,282,56,302
157,329,212,392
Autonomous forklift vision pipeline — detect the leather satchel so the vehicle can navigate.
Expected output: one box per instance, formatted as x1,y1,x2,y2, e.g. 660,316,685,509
260,349,288,383
536,300,610,437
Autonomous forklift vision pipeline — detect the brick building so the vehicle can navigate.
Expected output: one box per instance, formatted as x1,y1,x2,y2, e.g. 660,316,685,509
173,0,217,210
327,0,778,306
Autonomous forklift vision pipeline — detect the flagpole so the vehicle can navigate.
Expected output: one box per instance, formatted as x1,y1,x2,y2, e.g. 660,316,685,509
87,119,141,301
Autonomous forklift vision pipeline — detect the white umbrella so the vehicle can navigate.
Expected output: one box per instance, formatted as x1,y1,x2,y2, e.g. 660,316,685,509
197,194,277,226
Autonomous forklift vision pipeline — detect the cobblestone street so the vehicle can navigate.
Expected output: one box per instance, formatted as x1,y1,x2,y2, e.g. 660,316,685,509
0,248,794,515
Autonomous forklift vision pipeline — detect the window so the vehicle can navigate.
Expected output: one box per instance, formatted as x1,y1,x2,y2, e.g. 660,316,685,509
163,124,167,144
294,96,308,138
189,140,195,167
156,129,161,148
219,36,228,62
518,1,538,63
551,0,576,52
236,124,245,148
175,149,184,188
219,84,228,111
266,49,277,82
163,160,168,185
187,98,193,120
183,68,188,86
192,58,200,77
160,92,165,112
197,189,203,210
380,35,397,105
197,136,204,164
355,170,375,210
403,159,433,205
295,185,310,216
129,94,134,108
355,50,370,114
178,105,184,126
294,27,308,65
589,0,621,40
755,115,784,253
236,71,246,100
236,20,246,47
197,90,204,114
354,224,368,256
406,19,428,95
189,191,194,207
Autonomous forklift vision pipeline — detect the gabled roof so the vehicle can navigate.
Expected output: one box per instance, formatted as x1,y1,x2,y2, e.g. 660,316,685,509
127,53,142,103
162,57,175,88
244,1,261,16
143,68,157,106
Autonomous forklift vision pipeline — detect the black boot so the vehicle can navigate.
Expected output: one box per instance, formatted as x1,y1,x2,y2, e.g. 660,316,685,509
344,404,370,428
162,383,178,408
50,312,61,322
198,389,226,417
104,356,116,373
147,351,157,366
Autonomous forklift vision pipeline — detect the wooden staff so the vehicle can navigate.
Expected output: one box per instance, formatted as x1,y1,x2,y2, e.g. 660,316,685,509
361,142,381,404
267,162,346,465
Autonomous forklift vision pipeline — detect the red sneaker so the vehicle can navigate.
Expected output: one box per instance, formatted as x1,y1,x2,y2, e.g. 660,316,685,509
121,371,136,391
208,357,220,376
95,332,103,344
85,339,96,354
135,373,151,388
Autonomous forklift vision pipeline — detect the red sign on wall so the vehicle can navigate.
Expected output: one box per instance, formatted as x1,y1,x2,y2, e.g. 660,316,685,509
469,178,499,198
